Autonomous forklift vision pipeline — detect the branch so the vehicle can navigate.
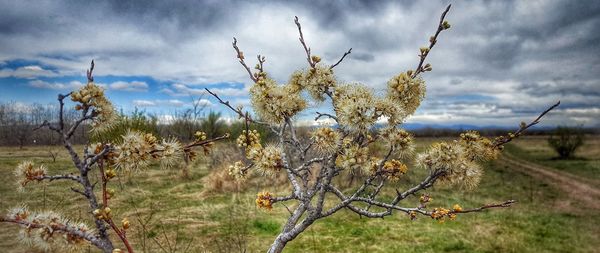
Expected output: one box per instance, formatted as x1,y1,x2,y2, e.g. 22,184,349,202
232,37,257,83
314,112,338,122
36,174,81,183
272,194,297,204
493,101,560,148
67,107,93,139
294,16,315,68
183,133,230,151
86,144,111,169
204,88,267,125
87,60,95,82
34,120,61,133
453,200,516,214
70,187,87,197
330,48,352,69
399,170,444,200
0,216,103,249
412,4,451,78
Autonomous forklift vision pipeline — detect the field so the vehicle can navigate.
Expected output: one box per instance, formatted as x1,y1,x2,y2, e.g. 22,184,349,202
0,136,599,253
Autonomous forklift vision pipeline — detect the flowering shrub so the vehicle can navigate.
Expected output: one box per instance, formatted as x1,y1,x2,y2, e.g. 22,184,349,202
206,4,559,253
0,62,228,253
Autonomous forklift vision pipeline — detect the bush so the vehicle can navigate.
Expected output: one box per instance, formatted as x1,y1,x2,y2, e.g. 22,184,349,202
548,126,584,159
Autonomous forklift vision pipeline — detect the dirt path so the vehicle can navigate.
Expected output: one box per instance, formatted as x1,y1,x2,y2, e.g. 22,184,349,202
499,153,600,210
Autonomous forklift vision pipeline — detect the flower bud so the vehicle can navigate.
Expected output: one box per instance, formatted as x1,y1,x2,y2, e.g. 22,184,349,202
311,55,321,63
106,188,115,199
442,21,451,30
423,63,432,72
122,218,130,229
105,168,116,179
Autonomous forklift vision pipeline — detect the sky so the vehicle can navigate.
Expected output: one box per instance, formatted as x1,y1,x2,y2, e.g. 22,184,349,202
1,0,599,127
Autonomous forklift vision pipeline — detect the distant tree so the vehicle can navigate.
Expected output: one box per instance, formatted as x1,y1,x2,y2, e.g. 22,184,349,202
90,108,159,144
548,126,584,159
200,111,225,139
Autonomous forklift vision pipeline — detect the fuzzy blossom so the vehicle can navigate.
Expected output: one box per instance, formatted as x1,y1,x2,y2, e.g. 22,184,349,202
70,82,117,132
311,127,339,154
336,142,369,170
157,138,183,169
250,76,306,124
296,65,337,101
416,141,483,190
366,157,381,175
416,142,463,171
381,160,408,181
439,159,483,190
459,131,499,161
453,204,463,212
14,161,47,190
375,98,406,126
6,206,90,252
228,161,247,180
256,191,273,210
253,145,284,174
114,130,158,170
386,70,426,116
334,83,377,132
379,127,414,157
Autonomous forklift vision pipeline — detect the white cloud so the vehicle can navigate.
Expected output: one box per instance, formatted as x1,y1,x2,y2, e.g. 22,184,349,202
2,1,599,126
132,99,202,107
28,80,85,90
109,81,148,92
132,100,156,107
0,65,59,79
162,83,248,97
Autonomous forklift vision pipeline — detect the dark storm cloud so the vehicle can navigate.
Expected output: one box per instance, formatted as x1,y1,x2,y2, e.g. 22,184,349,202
1,0,599,126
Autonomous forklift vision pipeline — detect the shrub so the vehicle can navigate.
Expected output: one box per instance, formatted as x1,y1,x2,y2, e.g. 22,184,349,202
0,62,228,253
207,5,560,253
548,126,584,159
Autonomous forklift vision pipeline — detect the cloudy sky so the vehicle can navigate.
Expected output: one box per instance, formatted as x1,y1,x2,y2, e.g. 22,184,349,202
1,0,599,127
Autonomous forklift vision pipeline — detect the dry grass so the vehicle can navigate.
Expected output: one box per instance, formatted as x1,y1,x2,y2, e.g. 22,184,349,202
0,137,599,252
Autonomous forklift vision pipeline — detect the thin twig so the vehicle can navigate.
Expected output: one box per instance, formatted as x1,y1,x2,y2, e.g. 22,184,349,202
232,37,257,83
493,101,560,148
330,48,352,69
294,16,315,68
412,4,451,78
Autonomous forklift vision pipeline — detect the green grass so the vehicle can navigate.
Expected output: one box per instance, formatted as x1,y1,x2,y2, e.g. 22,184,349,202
0,139,599,252
506,136,600,180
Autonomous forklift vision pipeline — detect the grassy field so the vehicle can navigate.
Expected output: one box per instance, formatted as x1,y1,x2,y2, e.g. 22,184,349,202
0,136,599,253
507,136,600,181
